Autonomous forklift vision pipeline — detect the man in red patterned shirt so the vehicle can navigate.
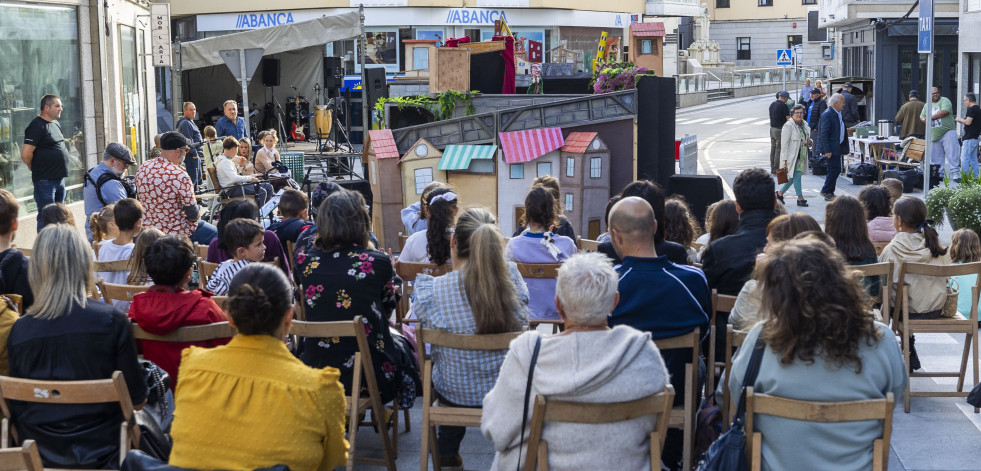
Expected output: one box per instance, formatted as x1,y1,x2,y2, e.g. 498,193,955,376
136,132,217,244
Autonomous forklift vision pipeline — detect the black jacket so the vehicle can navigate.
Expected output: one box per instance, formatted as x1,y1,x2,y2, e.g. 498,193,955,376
701,209,775,296
0,248,32,309
597,239,690,266
806,98,828,131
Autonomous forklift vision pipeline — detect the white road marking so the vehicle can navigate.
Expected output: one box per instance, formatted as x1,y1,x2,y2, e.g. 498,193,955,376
683,118,713,124
728,117,758,125
754,119,771,126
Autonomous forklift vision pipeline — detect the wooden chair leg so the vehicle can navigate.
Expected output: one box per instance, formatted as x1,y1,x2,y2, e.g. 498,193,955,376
682,363,694,471
974,323,981,413
902,327,911,413
538,441,550,471
649,432,662,471
873,439,883,471
751,432,762,471
391,402,400,457
958,331,972,392
429,427,442,471
404,407,411,432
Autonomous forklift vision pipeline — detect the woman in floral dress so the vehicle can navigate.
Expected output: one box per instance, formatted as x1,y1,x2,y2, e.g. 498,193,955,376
296,189,419,407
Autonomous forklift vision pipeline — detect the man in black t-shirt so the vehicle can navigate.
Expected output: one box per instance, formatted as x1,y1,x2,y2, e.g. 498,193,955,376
956,92,981,178
769,91,791,174
20,94,70,231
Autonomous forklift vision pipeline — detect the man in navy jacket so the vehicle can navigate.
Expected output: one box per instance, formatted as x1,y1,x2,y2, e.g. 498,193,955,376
817,93,848,200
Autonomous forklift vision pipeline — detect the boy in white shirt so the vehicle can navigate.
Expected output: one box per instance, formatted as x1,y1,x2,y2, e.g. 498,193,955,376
97,198,142,307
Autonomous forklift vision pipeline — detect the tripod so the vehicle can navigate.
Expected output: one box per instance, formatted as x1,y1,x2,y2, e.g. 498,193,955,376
269,89,289,152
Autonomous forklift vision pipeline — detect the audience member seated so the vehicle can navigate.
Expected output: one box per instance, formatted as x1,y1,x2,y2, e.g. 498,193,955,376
401,181,446,236
482,252,670,470
860,185,897,243
595,195,621,243
200,125,221,170
253,130,281,175
128,236,229,388
125,228,165,286
730,213,821,331
236,138,256,176
39,202,75,227
950,229,981,320
96,198,142,291
605,196,710,469
506,186,576,319
0,189,33,309
598,180,689,265
414,207,529,468
214,137,273,208
695,199,739,263
207,199,290,276
7,224,147,468
826,195,880,296
267,189,313,248
664,197,701,263
205,218,265,296
169,264,348,470
400,186,457,264
512,176,576,239
728,238,907,471
89,203,117,246
880,178,904,206
296,189,419,407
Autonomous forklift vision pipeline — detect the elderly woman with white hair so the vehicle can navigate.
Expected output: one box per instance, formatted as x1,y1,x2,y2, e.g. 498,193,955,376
7,224,147,468
482,252,670,471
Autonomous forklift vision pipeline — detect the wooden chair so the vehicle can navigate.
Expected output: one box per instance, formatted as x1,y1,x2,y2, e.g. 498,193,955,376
211,296,228,312
397,232,409,252
709,290,737,395
895,261,981,413
848,261,893,324
0,371,139,467
745,388,894,471
93,259,131,280
522,386,676,471
417,329,523,471
0,439,43,471
575,236,601,253
194,243,210,260
394,262,453,325
286,241,297,273
652,327,700,471
515,263,564,334
198,258,220,288
0,295,22,315
874,138,923,182
92,241,102,259
98,282,150,305
721,325,749,428
872,241,889,257
289,317,397,471
131,321,237,343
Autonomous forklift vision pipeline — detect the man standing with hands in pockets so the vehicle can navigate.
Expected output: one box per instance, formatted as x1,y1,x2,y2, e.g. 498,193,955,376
21,94,70,231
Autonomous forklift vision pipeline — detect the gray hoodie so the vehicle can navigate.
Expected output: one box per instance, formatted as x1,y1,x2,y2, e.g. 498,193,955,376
481,326,670,471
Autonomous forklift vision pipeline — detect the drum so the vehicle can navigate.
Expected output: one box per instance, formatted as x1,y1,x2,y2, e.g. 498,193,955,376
314,105,332,137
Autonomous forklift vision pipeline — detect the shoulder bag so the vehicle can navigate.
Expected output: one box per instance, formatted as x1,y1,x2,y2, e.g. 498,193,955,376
516,334,542,471
695,336,766,471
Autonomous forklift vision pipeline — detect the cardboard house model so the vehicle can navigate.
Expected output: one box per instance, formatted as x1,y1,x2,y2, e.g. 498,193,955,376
497,128,566,237
629,22,665,76
559,132,611,240
441,145,499,219
398,138,446,214
363,129,402,251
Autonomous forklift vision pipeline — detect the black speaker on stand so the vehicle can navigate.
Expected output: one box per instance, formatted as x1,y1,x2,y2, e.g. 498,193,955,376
364,67,389,116
262,58,280,87
323,57,344,90
668,175,724,228
635,76,676,188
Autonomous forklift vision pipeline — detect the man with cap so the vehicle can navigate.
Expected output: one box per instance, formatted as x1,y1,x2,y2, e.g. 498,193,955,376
769,91,792,174
895,90,926,139
806,87,828,136
136,131,217,245
841,82,860,127
83,143,136,240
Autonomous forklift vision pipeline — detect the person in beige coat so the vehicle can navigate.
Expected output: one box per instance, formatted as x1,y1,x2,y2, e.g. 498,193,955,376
878,197,950,315
776,104,811,207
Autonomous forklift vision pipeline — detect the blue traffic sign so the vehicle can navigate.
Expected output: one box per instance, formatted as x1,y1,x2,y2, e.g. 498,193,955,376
918,0,933,53
776,49,793,66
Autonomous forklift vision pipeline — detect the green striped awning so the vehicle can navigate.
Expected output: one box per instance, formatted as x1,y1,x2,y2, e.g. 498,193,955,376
438,145,498,171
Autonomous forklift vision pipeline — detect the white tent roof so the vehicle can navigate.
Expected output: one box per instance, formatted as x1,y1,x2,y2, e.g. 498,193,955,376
180,13,361,70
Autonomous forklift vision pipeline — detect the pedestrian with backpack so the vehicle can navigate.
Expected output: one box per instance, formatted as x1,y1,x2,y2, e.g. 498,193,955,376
82,142,136,241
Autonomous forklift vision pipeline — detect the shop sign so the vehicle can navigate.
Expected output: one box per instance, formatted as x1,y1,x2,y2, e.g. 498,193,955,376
235,12,295,29
150,3,172,68
445,9,508,25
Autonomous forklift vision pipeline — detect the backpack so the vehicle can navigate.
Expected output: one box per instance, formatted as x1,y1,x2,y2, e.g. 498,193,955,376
694,392,724,459
84,168,137,206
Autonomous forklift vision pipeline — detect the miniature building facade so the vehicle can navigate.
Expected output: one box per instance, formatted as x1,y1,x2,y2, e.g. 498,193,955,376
398,138,447,213
497,128,566,236
629,22,666,76
440,145,499,220
559,132,611,240
362,129,403,251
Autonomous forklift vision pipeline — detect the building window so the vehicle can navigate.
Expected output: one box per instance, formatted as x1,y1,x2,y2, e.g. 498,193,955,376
119,25,146,163
467,159,494,174
590,157,602,178
736,37,751,60
566,157,575,177
758,0,772,5
641,40,653,55
802,0,816,4
787,35,803,49
716,0,730,7
510,163,524,179
537,161,552,177
565,194,574,212
413,167,433,194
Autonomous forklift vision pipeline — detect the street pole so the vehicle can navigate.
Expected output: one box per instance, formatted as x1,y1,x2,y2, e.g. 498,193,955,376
920,0,935,197
782,65,786,92
360,4,369,142
238,49,251,139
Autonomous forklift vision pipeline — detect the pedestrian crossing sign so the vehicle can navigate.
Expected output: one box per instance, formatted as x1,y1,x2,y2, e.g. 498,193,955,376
776,49,793,66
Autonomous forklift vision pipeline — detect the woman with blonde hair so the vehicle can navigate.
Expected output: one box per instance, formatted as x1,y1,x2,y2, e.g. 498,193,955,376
254,129,281,175
414,207,529,467
7,224,147,468
236,138,256,176
126,228,165,285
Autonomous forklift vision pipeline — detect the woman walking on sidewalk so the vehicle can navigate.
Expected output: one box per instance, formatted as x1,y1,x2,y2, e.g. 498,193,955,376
776,104,811,207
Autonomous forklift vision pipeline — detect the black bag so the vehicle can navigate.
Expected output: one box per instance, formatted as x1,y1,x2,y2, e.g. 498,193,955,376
809,153,828,175
848,162,876,185
694,393,723,459
695,337,766,471
882,170,916,193
84,168,138,206
968,382,981,408
135,361,174,461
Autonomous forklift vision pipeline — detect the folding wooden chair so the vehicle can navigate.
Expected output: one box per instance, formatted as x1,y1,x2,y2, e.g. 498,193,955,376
895,261,981,413
286,241,297,273
397,232,409,252
198,258,220,288
746,388,894,471
872,241,889,257
515,263,564,334
93,259,131,284
721,325,748,428
131,321,237,343
848,261,893,325
0,439,43,471
522,386,675,471
709,290,737,395
416,328,523,471
575,237,601,253
210,296,228,312
98,282,150,305
194,243,210,260
289,317,397,471
652,327,700,471
394,262,453,326
0,371,139,468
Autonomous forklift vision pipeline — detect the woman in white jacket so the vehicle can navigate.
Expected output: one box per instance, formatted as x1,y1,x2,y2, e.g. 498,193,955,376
776,104,811,207
482,252,670,471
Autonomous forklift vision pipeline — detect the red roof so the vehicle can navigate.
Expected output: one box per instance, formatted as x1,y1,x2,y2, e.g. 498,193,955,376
631,22,666,38
561,132,599,154
367,130,400,160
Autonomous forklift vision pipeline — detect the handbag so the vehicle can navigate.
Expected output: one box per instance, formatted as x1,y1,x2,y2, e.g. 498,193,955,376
941,278,960,318
695,337,766,471
775,168,788,184
516,334,542,471
134,360,174,461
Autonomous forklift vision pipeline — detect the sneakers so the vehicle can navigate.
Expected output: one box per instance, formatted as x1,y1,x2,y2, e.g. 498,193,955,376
775,192,785,205
821,192,836,201
796,199,809,207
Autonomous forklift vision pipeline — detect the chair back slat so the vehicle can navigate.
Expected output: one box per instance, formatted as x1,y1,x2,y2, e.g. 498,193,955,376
0,440,43,471
94,259,131,273
0,371,134,420
652,328,700,361
419,329,521,351
194,243,210,259
576,237,601,253
899,261,981,278
100,282,150,304
395,262,453,282
198,258,220,287
289,320,359,341
132,322,236,343
515,262,561,279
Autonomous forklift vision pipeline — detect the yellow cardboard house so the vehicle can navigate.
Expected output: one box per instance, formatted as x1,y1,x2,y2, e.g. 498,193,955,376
398,138,446,212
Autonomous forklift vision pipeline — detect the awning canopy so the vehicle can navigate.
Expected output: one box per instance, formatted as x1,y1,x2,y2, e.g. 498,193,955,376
180,13,361,71
499,128,565,164
439,145,498,170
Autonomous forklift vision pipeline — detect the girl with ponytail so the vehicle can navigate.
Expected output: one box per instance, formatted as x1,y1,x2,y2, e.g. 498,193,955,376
879,196,950,315
413,207,529,467
399,186,458,266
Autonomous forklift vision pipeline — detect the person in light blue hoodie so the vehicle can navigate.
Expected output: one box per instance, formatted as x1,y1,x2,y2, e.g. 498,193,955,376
400,180,446,236
950,228,981,322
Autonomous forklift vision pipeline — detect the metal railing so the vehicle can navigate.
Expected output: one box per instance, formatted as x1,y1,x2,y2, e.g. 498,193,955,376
675,66,829,94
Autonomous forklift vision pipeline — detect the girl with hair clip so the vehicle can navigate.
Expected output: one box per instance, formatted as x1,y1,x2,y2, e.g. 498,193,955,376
506,185,577,320
401,181,447,236
399,186,457,265
695,199,739,261
126,228,165,285
949,229,981,324
88,204,117,245
413,207,530,468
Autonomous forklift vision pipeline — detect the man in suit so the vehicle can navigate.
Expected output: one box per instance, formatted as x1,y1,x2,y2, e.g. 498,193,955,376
818,93,848,201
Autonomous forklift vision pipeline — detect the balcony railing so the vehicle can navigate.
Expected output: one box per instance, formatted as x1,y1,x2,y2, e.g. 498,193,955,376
676,67,831,94
645,0,703,17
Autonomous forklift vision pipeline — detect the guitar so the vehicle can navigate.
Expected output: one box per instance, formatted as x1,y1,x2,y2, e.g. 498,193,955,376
290,95,306,141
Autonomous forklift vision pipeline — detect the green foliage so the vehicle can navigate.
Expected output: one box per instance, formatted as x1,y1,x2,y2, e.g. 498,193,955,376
589,61,657,94
373,90,479,128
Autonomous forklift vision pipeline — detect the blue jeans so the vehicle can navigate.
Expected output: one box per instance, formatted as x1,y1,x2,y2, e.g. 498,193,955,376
184,155,202,187
34,178,65,232
961,138,979,177
821,154,842,195
189,220,218,246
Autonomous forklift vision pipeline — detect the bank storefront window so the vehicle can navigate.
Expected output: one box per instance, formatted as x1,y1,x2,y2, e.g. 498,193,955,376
0,2,83,215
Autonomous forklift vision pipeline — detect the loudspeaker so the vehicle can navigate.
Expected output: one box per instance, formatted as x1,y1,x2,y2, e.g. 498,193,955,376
262,58,280,87
286,101,310,121
337,179,374,217
636,76,676,188
323,57,344,89
667,175,724,227
364,67,388,109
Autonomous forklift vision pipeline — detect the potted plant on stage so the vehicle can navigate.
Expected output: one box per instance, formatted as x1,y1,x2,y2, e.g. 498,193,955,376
926,172,981,233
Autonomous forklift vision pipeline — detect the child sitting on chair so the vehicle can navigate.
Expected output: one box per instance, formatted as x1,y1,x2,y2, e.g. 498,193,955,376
268,189,312,248
97,199,143,308
206,218,265,296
